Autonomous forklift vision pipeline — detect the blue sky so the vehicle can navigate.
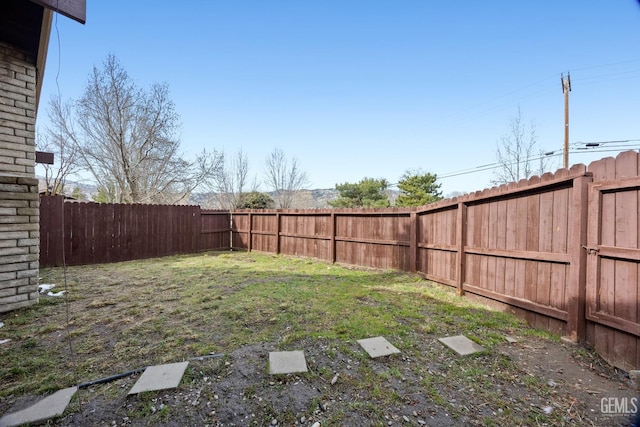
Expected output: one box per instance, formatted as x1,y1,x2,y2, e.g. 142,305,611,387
38,1,640,196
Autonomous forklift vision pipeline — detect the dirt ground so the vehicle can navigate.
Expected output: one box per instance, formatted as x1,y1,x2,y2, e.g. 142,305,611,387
2,335,637,426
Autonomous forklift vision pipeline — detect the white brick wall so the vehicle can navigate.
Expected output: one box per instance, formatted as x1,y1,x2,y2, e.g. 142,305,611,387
0,176,39,312
0,42,37,178
0,42,39,312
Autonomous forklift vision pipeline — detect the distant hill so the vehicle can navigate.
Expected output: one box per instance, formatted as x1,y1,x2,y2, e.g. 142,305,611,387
39,178,400,209
290,188,339,208
198,189,399,209
193,189,341,209
290,188,399,208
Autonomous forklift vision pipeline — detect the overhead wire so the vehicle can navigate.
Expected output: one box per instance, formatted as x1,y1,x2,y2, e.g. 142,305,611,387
576,73,640,88
436,151,563,180
430,57,640,183
569,58,640,72
456,58,640,123
576,69,640,82
53,1,84,422
436,139,640,179
457,73,558,119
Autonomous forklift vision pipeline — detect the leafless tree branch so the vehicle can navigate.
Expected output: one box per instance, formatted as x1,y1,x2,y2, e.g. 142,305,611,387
47,54,222,204
492,107,553,185
264,148,309,208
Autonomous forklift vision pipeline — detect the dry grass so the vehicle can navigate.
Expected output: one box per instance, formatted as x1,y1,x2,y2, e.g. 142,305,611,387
0,251,627,426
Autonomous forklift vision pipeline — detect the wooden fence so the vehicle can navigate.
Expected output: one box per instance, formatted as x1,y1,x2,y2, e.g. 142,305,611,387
39,196,230,266
231,209,414,270
228,152,640,371
38,151,640,370
230,168,587,342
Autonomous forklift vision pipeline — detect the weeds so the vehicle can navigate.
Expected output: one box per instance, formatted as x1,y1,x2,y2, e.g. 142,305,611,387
0,251,616,425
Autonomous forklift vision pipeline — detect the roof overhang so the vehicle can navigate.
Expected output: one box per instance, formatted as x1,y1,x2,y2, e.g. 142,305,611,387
31,0,86,108
0,0,85,111
30,0,86,25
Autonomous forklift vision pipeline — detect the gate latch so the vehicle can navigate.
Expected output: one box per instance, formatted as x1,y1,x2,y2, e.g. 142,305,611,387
582,245,600,255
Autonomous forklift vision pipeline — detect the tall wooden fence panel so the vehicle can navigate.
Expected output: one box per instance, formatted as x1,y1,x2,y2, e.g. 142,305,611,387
231,209,414,270
585,151,640,371
280,212,332,261
39,195,65,267
334,210,413,270
231,212,278,253
40,198,229,267
413,166,589,339
416,202,459,287
200,211,231,252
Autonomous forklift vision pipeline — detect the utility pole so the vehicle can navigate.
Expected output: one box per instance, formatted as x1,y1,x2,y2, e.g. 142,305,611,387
561,72,571,169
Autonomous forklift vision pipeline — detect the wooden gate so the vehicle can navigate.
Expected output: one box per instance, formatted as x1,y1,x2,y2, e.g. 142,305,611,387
585,153,640,371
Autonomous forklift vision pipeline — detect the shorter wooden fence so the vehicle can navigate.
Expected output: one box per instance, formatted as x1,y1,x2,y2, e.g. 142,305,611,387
231,208,414,270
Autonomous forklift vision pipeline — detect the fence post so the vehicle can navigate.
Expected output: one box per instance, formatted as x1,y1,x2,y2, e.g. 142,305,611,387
565,174,590,342
409,211,417,273
229,212,234,250
455,202,467,296
276,212,281,254
247,212,252,252
39,195,65,267
330,212,336,263
195,206,201,253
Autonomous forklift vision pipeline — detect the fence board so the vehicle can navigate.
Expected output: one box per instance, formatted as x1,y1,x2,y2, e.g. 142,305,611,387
515,197,528,307
494,199,506,296
525,194,539,307
550,188,569,312
487,201,498,293
611,152,638,367
479,202,489,292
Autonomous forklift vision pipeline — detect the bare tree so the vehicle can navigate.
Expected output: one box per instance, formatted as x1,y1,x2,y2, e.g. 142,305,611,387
264,148,309,208
492,107,553,185
37,96,81,195
50,54,222,204
212,148,256,210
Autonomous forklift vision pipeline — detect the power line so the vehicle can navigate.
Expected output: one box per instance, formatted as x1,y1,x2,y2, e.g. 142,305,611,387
451,59,640,133
435,145,640,180
437,153,561,180
407,61,640,184
576,69,640,83
570,147,640,156
570,58,640,72
573,138,640,146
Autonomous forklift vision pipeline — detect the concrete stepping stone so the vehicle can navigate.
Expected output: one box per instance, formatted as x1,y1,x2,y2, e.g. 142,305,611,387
269,351,308,374
505,335,519,344
128,362,189,395
438,335,485,356
357,336,401,358
0,386,77,427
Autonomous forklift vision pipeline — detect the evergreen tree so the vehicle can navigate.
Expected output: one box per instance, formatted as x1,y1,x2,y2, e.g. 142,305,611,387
329,178,390,208
396,169,442,207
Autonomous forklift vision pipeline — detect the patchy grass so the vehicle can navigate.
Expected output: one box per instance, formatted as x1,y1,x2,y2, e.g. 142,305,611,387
0,251,630,426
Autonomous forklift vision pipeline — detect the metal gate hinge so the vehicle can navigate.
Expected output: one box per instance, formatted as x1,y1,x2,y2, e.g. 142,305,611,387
582,245,599,255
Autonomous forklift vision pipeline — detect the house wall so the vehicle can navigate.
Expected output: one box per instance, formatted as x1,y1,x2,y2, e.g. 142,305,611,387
0,41,40,312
